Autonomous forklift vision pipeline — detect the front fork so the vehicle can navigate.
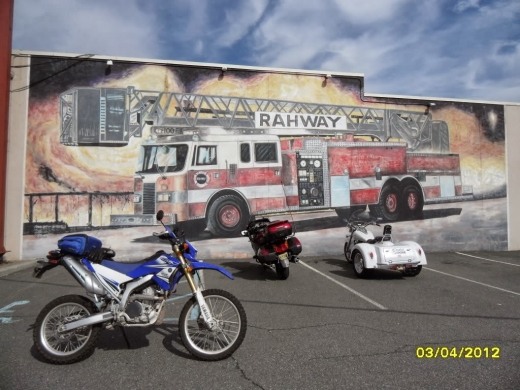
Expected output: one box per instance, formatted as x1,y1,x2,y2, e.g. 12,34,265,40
173,245,216,330
345,233,354,261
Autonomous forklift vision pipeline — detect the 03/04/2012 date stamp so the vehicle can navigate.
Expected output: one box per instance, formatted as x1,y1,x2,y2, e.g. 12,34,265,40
416,346,500,359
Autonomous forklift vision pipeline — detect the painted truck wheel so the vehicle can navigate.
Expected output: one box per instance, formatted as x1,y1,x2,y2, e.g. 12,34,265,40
401,184,424,218
370,185,400,221
207,195,249,237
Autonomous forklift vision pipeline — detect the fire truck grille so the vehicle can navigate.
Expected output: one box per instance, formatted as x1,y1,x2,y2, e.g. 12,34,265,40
143,183,156,215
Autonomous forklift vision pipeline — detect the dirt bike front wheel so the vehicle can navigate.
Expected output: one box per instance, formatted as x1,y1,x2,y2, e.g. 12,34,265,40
33,295,101,364
179,289,247,361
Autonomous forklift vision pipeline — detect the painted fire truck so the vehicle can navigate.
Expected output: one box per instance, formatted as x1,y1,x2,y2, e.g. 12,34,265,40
60,87,473,237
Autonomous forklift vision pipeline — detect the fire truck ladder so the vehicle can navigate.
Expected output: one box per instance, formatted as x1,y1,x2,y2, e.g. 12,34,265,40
127,87,442,151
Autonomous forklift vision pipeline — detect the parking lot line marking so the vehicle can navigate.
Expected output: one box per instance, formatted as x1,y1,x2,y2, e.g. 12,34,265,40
455,252,520,267
424,267,520,296
299,261,387,310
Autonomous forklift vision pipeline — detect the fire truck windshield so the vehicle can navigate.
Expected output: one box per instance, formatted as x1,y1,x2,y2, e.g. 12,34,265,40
136,144,189,173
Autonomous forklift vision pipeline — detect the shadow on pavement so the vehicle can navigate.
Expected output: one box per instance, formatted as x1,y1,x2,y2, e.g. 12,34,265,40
221,261,282,281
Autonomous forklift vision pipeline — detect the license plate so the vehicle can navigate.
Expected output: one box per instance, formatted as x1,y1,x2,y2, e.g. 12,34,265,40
279,252,289,261
396,265,405,271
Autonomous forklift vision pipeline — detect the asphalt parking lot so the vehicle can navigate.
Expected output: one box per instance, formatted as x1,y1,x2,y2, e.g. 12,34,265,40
1,250,519,390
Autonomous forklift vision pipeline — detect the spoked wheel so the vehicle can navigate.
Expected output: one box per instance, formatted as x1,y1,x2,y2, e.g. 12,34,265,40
275,262,290,280
352,252,373,278
179,289,247,361
33,295,101,364
403,265,422,277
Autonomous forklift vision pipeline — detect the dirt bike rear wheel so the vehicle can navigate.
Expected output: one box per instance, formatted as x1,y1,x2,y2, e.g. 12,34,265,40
33,295,101,364
179,289,247,361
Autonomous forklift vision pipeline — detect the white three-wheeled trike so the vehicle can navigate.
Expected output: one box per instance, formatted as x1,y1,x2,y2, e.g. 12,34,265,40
343,210,427,278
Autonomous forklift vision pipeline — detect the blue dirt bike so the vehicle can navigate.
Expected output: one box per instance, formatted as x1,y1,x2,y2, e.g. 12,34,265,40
32,210,247,364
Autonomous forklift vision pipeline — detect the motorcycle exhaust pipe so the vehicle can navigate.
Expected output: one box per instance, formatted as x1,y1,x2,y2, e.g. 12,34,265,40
61,256,106,295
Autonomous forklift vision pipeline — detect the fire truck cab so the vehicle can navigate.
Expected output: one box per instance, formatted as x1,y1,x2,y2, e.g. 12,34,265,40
129,129,285,237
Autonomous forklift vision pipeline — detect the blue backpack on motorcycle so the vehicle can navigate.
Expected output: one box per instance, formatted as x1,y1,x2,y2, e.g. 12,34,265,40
58,234,102,256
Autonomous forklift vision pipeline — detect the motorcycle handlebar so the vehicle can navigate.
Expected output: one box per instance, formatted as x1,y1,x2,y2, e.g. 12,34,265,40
347,221,380,229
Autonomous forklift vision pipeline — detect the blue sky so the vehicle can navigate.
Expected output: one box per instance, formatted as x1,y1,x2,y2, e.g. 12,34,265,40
12,0,520,103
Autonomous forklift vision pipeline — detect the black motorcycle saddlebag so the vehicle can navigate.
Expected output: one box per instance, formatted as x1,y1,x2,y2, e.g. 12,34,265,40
287,237,302,256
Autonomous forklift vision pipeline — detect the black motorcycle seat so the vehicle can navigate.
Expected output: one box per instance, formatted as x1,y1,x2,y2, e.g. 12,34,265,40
365,236,381,244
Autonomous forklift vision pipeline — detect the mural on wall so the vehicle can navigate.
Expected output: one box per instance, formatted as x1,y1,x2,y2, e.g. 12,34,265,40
22,57,507,260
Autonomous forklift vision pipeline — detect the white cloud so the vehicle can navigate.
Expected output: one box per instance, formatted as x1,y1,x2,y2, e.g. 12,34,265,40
11,0,520,102
331,0,409,24
216,0,269,47
248,0,520,102
453,0,480,13
13,0,163,58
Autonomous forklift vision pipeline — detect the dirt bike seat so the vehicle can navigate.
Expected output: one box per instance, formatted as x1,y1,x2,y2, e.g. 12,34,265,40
100,250,167,273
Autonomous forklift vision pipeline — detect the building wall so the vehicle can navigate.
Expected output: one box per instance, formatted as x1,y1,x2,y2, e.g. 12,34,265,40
5,51,519,261
5,54,29,260
505,105,520,250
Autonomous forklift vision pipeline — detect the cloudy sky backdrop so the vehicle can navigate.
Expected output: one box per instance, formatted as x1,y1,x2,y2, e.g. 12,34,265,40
12,0,520,103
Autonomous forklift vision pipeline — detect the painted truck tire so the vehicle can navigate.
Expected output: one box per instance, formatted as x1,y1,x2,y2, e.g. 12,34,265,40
401,184,424,218
207,194,249,237
370,185,400,221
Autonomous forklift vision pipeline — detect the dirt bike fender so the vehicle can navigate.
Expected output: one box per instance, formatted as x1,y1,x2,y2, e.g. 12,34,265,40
190,261,235,280
353,243,378,269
